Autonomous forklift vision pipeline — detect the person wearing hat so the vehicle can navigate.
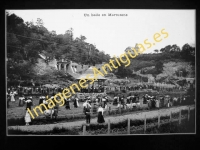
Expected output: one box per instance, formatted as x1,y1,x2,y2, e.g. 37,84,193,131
87,97,91,105
18,94,25,107
92,103,98,113
83,100,91,124
151,96,156,108
65,98,71,110
10,91,15,102
7,92,10,108
97,104,105,124
126,96,130,104
41,97,49,111
24,107,31,126
29,96,33,106
113,95,118,106
25,97,32,110
143,94,148,104
95,97,99,105
104,96,108,109
39,96,44,105
102,96,106,108
73,96,79,108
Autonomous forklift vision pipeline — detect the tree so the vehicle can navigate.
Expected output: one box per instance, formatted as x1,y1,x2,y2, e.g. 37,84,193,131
180,44,195,66
116,65,132,77
6,12,112,82
164,45,172,53
155,60,163,73
160,48,165,53
80,35,86,42
154,49,159,53
171,44,181,52
175,67,189,77
36,18,44,28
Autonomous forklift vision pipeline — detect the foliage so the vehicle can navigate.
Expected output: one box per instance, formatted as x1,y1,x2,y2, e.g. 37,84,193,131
8,126,79,135
6,12,111,82
175,67,189,77
155,60,164,73
115,65,133,78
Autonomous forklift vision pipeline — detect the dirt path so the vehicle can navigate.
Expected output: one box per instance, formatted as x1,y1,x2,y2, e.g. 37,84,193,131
8,105,194,132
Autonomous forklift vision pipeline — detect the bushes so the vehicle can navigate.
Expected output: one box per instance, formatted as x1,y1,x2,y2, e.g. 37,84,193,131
8,126,80,135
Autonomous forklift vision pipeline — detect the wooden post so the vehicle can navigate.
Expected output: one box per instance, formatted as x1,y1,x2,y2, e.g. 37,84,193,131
83,125,86,135
50,108,52,119
109,106,111,115
32,88,34,94
188,107,190,121
158,113,160,128
179,109,181,124
108,119,110,134
91,104,93,115
170,111,172,123
73,111,74,119
119,101,121,114
72,105,75,119
127,118,130,134
130,99,133,110
144,114,146,133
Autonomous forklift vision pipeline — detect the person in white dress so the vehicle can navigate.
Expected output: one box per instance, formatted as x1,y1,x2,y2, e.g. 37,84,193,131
97,105,105,123
18,95,25,106
156,99,160,108
76,97,79,107
10,92,15,102
25,108,31,125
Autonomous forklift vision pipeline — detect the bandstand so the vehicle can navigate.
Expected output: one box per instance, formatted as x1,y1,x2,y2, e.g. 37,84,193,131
75,67,107,101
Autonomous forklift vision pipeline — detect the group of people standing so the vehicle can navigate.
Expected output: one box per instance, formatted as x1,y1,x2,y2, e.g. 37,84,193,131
82,97,106,125
64,96,80,110
17,95,33,125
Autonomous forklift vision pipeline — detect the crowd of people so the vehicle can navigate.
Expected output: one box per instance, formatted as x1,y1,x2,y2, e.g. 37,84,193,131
7,81,195,126
7,86,65,96
7,80,193,98
106,82,194,92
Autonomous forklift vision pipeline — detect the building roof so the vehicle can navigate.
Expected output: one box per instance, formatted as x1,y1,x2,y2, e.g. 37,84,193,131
76,67,107,80
71,62,78,66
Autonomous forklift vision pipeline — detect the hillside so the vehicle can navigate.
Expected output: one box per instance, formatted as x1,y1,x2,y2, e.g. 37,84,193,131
6,12,195,87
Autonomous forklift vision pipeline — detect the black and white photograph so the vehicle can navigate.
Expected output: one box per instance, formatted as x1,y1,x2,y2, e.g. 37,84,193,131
6,9,196,135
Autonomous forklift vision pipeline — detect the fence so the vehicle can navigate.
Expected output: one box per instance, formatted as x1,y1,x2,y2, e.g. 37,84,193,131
82,106,193,135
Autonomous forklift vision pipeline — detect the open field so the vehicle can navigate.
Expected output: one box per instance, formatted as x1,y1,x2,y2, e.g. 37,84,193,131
7,95,119,119
7,89,187,120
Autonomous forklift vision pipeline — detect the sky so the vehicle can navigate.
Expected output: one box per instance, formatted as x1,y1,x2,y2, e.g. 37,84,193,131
7,9,195,57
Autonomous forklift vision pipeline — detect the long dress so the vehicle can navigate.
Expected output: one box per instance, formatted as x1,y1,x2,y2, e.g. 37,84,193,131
39,97,43,105
19,97,25,106
65,99,70,109
156,100,159,108
97,107,105,123
74,98,78,108
25,111,31,123
10,93,15,102
76,98,79,107
113,97,118,105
